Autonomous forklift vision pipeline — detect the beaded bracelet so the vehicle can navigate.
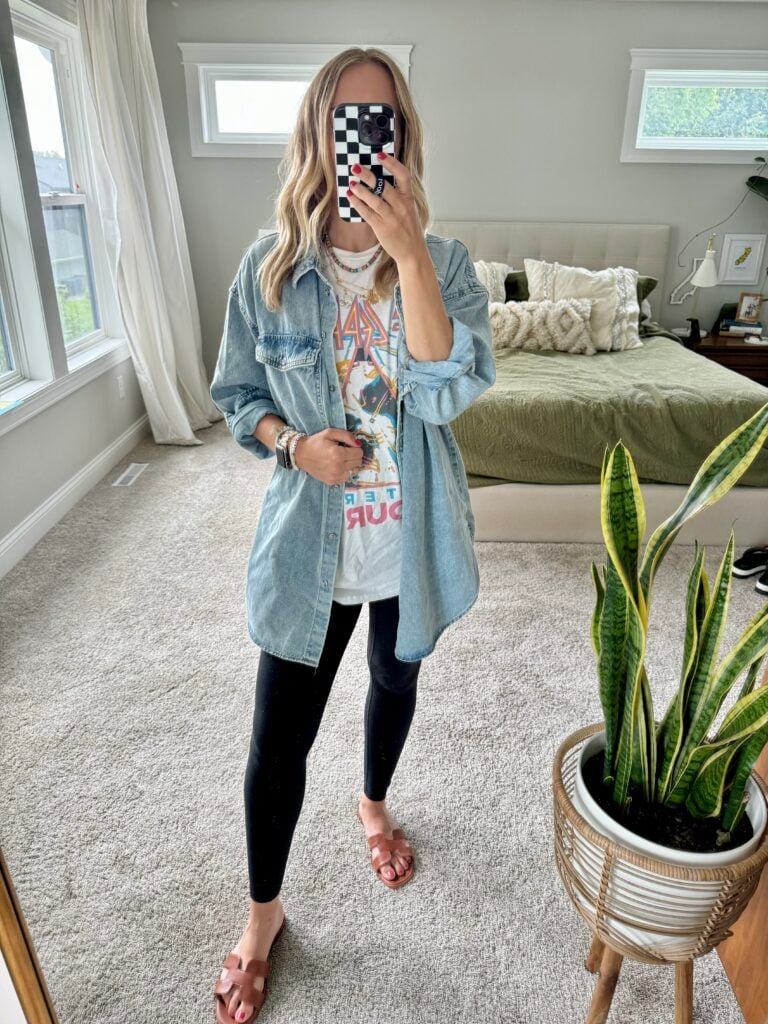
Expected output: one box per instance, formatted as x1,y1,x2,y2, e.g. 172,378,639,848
288,430,307,470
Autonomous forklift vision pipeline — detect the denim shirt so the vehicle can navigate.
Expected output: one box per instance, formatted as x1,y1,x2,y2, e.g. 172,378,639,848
209,230,496,667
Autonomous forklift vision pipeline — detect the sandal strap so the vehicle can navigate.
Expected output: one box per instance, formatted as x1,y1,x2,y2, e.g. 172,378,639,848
243,958,269,979
372,851,393,871
367,831,412,852
371,837,413,871
213,957,268,1007
372,849,412,871
373,836,412,856
217,982,266,1012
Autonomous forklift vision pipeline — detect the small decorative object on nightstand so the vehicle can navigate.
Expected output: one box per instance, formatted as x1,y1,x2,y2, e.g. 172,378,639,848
672,235,720,347
720,292,765,348
733,290,764,328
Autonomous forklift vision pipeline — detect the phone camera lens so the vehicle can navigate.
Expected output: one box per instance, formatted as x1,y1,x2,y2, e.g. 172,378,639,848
358,111,391,147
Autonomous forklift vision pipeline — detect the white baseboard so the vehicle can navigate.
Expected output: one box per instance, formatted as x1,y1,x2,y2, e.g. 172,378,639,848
0,415,151,578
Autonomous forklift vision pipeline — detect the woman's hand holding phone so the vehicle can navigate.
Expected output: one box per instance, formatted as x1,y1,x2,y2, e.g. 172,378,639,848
346,152,425,266
293,428,364,485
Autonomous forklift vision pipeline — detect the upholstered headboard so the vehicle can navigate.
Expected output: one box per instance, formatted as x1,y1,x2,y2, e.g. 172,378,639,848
429,220,670,317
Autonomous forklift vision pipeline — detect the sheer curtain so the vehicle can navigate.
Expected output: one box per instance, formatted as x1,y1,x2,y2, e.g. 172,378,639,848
77,0,222,445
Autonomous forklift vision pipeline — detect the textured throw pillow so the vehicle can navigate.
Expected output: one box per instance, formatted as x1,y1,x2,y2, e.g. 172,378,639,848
489,298,596,355
473,259,514,303
522,259,642,352
506,270,658,312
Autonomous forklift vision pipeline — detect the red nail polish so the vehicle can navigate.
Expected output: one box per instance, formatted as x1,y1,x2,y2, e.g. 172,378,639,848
352,163,361,173
379,152,387,160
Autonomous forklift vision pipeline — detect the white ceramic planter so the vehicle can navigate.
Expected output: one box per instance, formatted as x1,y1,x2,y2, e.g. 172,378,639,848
569,731,768,958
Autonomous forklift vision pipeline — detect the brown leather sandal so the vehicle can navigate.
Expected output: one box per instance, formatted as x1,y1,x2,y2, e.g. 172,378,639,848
356,807,415,889
213,914,287,1023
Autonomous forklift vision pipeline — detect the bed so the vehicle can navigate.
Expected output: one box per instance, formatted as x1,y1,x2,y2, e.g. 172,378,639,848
430,220,768,546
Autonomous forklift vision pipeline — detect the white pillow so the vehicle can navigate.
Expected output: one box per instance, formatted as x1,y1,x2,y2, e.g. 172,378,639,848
473,260,513,304
489,298,596,355
524,258,641,352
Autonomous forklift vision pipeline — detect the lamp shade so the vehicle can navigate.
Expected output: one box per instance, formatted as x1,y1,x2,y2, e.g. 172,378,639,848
691,249,719,288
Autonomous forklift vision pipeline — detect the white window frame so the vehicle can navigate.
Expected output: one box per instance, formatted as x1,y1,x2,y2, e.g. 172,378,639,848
0,0,128,432
177,42,413,158
621,49,768,164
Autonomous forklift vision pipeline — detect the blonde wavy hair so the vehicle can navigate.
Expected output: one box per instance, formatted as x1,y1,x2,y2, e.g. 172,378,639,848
258,47,431,312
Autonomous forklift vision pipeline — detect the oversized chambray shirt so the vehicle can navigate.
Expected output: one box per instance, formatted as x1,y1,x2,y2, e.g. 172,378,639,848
209,231,496,667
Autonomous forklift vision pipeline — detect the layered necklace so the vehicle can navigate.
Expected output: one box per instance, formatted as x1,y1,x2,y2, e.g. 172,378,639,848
321,228,384,305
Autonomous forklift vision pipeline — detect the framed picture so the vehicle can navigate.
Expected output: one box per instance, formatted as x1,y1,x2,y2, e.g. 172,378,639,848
718,234,766,285
736,292,763,323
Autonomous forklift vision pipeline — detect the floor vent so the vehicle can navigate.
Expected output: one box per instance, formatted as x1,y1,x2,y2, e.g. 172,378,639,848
113,463,149,486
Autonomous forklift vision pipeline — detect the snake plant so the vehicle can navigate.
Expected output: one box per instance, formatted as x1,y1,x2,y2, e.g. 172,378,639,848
590,400,768,836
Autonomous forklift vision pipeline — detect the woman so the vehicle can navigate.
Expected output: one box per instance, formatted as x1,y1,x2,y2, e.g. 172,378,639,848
209,46,495,1024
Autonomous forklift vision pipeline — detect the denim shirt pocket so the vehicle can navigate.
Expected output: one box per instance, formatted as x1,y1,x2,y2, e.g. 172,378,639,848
253,332,327,434
254,332,323,370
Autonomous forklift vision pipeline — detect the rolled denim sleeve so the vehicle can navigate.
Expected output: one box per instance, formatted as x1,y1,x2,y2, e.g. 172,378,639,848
398,241,496,425
209,264,281,460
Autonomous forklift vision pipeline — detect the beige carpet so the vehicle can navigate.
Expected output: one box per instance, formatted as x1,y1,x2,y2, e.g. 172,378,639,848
1,419,760,1023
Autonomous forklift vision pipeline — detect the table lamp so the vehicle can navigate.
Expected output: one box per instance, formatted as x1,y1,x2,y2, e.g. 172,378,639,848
685,235,719,346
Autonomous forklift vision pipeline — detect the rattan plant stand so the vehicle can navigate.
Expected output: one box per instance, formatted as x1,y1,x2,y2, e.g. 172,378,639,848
553,723,768,1023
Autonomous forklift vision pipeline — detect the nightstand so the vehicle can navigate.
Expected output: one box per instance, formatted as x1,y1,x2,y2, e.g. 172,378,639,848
692,333,768,387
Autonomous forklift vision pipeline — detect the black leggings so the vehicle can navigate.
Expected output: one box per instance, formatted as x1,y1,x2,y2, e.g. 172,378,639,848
244,594,421,902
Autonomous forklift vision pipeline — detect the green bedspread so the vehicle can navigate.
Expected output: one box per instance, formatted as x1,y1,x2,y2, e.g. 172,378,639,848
452,335,768,488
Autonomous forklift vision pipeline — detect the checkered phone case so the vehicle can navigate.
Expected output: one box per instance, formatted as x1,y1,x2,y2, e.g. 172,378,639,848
332,102,396,222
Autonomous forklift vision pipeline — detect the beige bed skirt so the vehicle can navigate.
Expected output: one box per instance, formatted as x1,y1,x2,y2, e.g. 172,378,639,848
471,481,768,547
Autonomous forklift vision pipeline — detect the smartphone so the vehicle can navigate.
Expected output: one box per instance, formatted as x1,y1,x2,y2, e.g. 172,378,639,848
332,102,396,223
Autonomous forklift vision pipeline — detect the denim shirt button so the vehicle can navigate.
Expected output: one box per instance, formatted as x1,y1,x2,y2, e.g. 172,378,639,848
329,384,336,391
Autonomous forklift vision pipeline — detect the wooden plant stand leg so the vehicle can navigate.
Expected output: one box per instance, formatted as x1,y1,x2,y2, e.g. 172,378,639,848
675,961,694,1024
586,945,624,1024
585,935,605,973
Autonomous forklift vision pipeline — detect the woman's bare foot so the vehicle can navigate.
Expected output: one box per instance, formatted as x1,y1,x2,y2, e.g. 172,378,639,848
217,896,285,1022
357,794,413,883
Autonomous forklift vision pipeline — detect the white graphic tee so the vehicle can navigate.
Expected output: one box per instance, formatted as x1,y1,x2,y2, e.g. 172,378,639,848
321,241,402,604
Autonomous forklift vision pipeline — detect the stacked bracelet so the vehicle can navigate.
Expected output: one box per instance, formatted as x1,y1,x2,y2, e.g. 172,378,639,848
288,431,305,468
274,425,307,470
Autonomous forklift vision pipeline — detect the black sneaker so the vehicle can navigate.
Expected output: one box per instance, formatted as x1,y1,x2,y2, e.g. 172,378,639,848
757,568,768,596
732,546,768,577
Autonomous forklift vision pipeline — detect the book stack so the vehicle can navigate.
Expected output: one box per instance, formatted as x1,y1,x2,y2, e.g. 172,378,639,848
720,318,764,339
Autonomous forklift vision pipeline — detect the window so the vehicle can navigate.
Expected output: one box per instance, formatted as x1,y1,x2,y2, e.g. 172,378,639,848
14,29,101,349
0,0,125,422
178,42,412,157
622,49,768,163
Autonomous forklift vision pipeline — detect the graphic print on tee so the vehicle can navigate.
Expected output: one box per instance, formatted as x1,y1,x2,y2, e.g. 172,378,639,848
335,296,401,500
325,246,403,604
